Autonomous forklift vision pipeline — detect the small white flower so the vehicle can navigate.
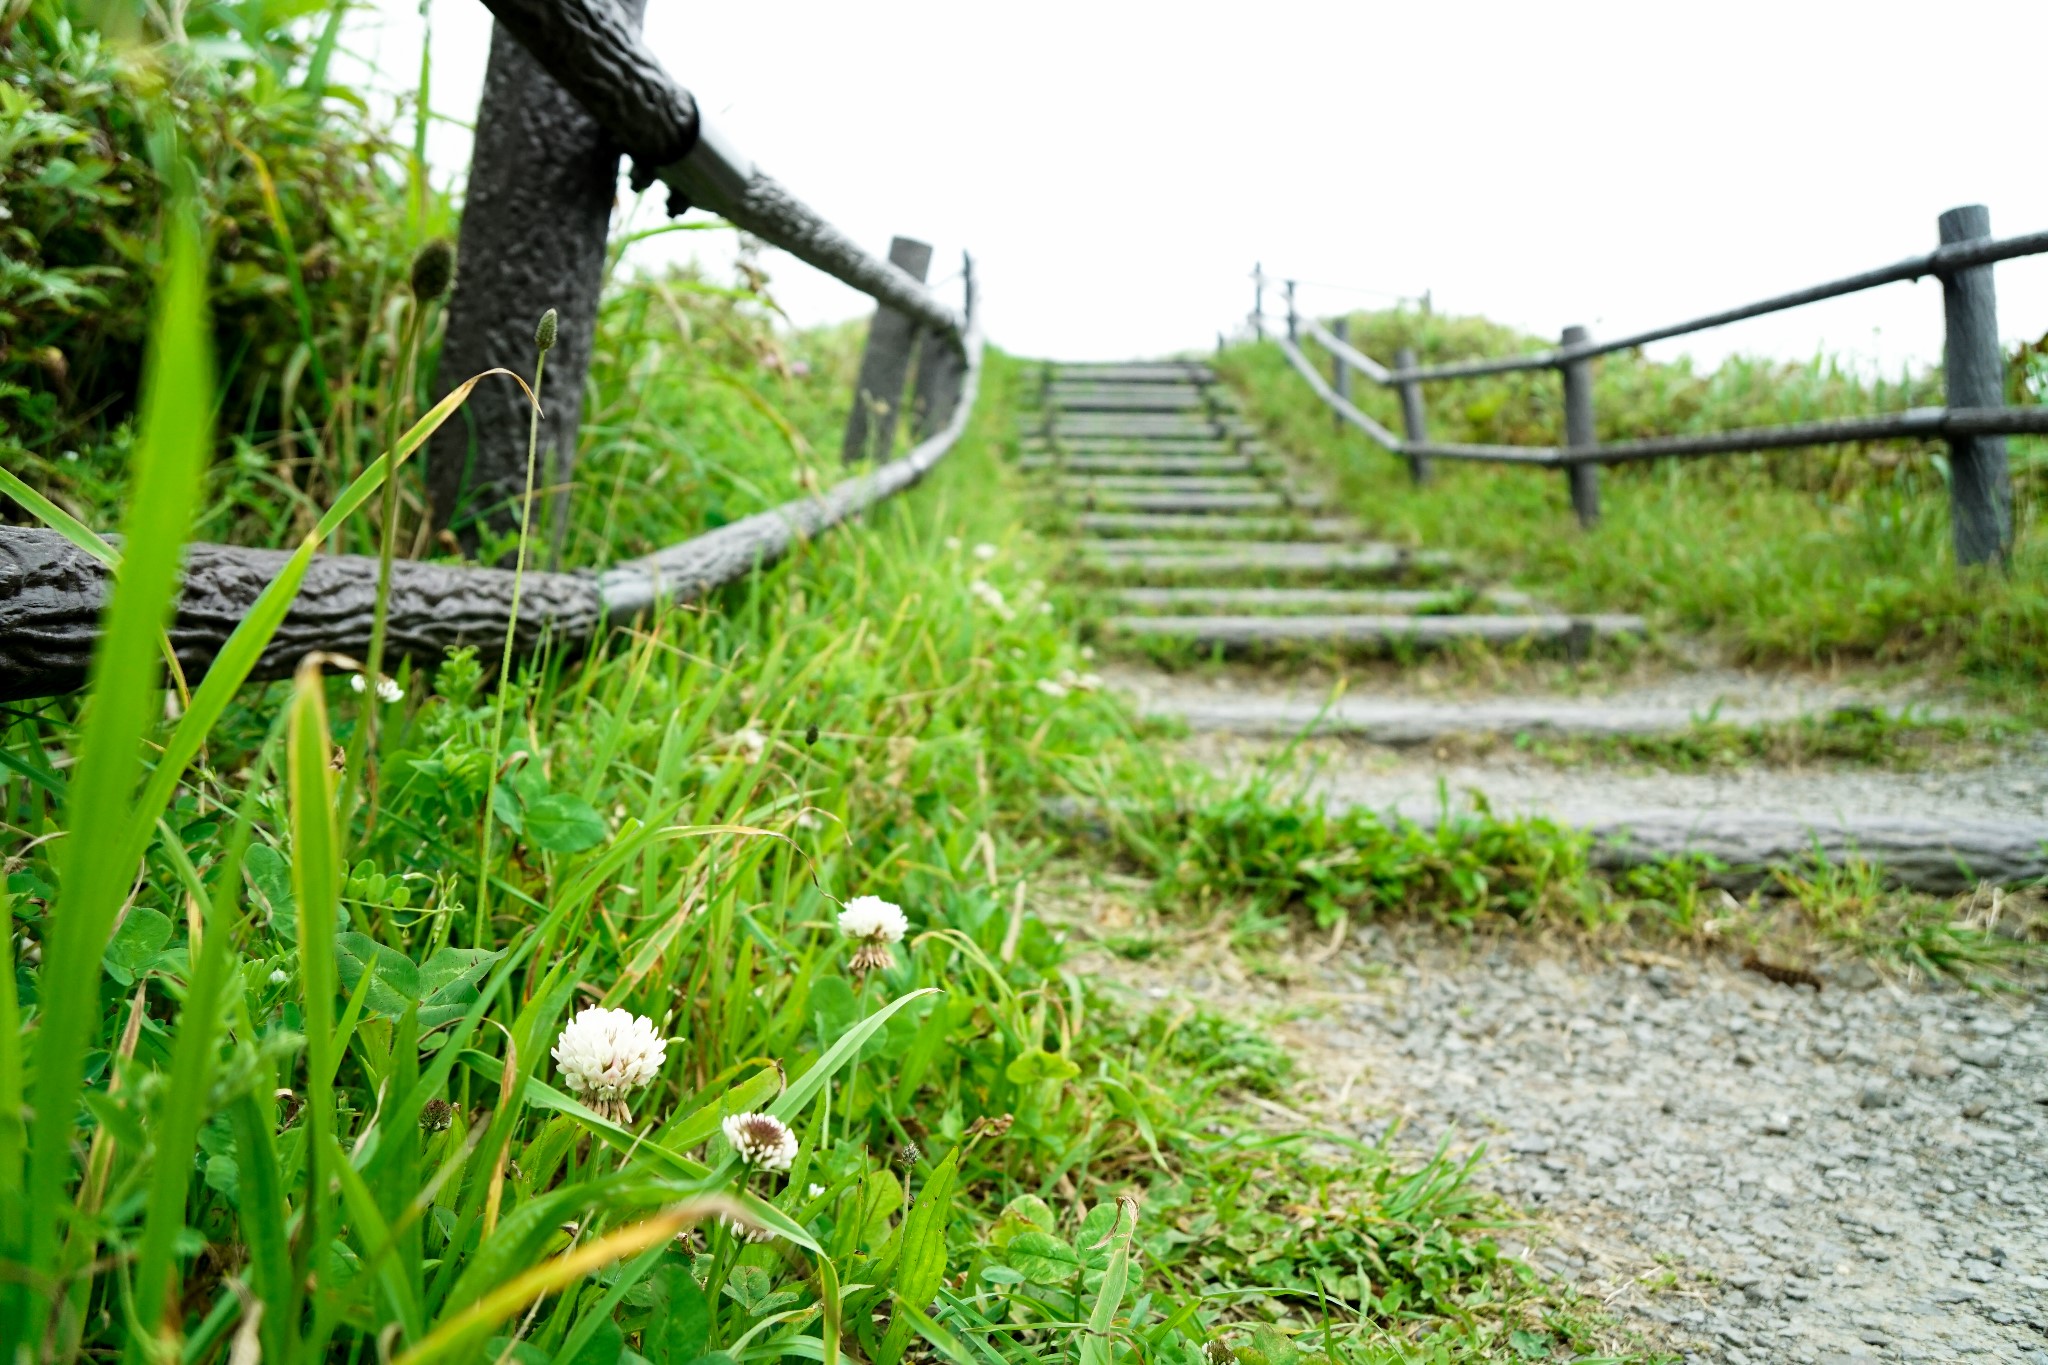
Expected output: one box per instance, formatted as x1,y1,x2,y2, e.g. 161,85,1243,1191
722,1111,798,1171
807,1183,827,1198
973,542,997,561
730,726,769,765
269,968,290,985
944,536,962,552
1080,645,1096,661
969,579,1013,620
839,895,909,973
1039,601,1054,615
349,673,403,704
552,1007,670,1123
1036,678,1069,699
721,1213,779,1244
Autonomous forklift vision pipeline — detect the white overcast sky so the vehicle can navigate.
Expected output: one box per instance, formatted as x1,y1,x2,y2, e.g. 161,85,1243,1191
347,0,2048,372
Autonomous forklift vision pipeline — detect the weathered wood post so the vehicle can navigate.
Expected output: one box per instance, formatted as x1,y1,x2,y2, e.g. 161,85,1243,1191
1937,205,2012,567
1393,346,1431,485
1285,280,1298,342
1253,263,1265,335
1331,316,1351,432
841,236,934,463
427,0,649,555
909,253,972,441
1560,324,1600,528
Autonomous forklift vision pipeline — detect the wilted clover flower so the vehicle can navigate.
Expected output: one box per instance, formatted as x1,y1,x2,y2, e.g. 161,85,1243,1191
838,895,908,974
420,1098,456,1132
552,1006,669,1122
722,1111,798,1171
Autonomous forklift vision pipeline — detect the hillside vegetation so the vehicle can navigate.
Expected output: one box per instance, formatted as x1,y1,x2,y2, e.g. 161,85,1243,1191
1227,310,2048,711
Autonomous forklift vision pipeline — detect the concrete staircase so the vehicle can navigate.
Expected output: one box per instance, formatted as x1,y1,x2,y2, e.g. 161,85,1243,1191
1020,361,1645,653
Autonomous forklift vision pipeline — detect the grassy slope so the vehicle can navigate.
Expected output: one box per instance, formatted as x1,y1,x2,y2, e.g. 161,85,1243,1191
1,290,1640,1360
1220,312,2048,714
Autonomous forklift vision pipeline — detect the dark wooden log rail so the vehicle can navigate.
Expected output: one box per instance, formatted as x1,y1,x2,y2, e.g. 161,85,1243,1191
0,329,983,703
0,0,984,702
1259,209,2048,561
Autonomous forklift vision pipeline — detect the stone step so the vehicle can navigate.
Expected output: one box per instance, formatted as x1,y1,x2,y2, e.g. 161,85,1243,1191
1111,585,1536,613
1077,513,1360,539
1062,491,1322,514
1081,541,1453,580
1018,455,1260,475
1101,613,1647,649
1022,438,1247,456
1121,687,1905,742
1058,475,1270,493
1048,421,1240,438
1052,364,1214,384
1047,393,1210,413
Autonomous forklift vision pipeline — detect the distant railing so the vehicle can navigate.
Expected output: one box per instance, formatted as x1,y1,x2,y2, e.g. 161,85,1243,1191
1253,206,2048,567
0,0,982,701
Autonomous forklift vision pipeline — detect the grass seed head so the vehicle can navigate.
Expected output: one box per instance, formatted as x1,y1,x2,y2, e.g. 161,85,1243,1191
409,238,455,301
535,308,558,353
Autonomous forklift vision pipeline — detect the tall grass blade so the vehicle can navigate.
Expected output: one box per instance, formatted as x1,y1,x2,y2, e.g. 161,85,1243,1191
15,203,212,1347
288,656,344,1326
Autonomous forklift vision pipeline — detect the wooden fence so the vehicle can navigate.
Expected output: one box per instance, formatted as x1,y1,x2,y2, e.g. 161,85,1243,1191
0,0,980,702
1257,207,2048,567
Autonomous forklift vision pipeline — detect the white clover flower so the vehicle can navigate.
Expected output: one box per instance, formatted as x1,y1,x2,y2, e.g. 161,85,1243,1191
730,726,769,765
969,579,1013,620
838,895,909,973
349,673,403,704
807,1183,827,1198
721,1213,779,1244
552,1006,670,1123
973,542,997,561
722,1111,798,1171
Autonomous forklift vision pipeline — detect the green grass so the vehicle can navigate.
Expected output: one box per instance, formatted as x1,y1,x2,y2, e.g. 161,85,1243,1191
1223,310,2048,714
0,118,1634,1365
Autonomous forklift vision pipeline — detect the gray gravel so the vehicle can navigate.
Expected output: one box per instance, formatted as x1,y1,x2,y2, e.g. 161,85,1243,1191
1111,938,2048,1363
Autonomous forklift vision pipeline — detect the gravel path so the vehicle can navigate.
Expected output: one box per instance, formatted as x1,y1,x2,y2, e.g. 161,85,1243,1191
1094,933,2048,1364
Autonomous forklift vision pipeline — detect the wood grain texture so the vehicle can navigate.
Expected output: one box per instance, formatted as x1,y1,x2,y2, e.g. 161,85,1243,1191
0,529,603,702
427,0,647,549
475,0,695,167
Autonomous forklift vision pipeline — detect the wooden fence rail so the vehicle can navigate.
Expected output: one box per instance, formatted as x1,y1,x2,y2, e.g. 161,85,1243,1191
1258,205,2047,567
0,0,982,701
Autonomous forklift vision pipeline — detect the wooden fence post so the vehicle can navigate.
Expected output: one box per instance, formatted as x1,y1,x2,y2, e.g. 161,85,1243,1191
427,0,648,557
1938,205,2013,567
1393,346,1431,485
1560,324,1600,527
1284,280,1298,342
1253,263,1264,334
1330,316,1351,431
909,253,972,441
842,236,934,463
